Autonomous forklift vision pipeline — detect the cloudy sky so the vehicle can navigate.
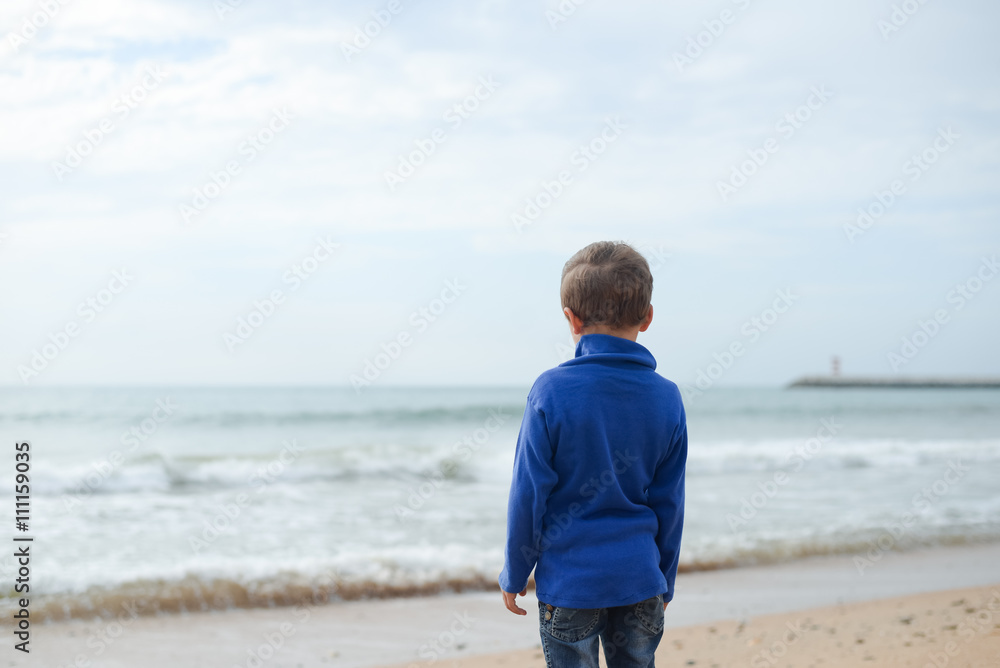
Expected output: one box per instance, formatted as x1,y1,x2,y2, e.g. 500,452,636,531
1,0,997,387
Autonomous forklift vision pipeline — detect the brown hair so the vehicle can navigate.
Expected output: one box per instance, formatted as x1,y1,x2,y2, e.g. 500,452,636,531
560,241,652,329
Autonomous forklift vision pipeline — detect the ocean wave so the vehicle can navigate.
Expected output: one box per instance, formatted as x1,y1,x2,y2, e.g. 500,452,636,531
0,404,524,428
32,437,1000,496
34,448,482,497
685,438,1000,475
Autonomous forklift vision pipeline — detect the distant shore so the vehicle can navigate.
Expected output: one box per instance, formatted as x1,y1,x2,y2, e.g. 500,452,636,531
789,375,1000,388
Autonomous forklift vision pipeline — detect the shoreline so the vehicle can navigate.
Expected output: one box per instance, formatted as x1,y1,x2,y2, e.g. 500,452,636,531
15,542,1000,668
20,537,1000,624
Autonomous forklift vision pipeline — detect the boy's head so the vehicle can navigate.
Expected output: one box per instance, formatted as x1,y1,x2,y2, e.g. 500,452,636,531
560,241,653,341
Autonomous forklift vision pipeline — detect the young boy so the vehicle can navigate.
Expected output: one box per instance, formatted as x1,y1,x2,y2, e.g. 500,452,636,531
499,241,687,667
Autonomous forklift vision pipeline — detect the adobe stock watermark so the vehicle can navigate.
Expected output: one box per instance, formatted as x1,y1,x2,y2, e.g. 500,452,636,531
38,599,143,662
233,602,314,668
511,117,628,233
16,269,134,384
81,600,141,661
681,288,798,400
844,127,959,243
214,0,243,20
922,590,1000,668
716,85,833,203
519,449,640,562
6,0,72,54
189,439,304,553
394,408,511,521
886,255,997,371
350,278,467,392
672,0,754,73
407,611,477,666
545,0,587,31
877,0,933,40
51,65,168,181
61,398,178,514
384,75,500,192
750,618,810,668
853,458,969,575
224,236,340,352
341,0,409,62
179,107,294,225
636,244,673,273
726,418,841,533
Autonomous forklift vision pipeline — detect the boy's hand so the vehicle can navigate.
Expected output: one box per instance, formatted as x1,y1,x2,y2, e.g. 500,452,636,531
502,587,528,615
663,600,669,611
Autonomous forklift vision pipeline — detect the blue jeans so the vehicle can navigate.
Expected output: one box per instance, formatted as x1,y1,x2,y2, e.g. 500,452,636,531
537,594,664,668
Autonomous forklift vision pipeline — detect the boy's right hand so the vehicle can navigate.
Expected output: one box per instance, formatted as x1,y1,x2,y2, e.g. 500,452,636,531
502,587,528,615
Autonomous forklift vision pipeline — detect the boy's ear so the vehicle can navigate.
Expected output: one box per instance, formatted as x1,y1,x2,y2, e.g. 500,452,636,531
563,307,584,335
638,305,653,332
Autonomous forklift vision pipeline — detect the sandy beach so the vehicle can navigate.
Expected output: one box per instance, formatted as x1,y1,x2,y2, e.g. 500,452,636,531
14,542,1000,668
376,584,1000,668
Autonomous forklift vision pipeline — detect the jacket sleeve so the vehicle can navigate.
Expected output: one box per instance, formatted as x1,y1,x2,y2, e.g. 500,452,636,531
648,405,687,602
498,400,559,594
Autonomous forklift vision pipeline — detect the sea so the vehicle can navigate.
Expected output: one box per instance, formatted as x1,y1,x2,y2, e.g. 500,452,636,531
2,385,998,622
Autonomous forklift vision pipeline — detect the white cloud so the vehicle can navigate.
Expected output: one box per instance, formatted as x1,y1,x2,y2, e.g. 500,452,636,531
1,0,998,385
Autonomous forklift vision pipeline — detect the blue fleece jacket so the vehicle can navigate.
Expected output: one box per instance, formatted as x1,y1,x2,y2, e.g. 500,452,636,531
498,333,687,609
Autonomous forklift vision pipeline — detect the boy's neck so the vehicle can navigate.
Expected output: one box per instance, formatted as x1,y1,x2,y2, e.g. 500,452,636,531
564,305,652,344
574,326,641,343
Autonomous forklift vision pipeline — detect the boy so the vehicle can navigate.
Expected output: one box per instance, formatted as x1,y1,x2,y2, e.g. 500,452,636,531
499,241,687,668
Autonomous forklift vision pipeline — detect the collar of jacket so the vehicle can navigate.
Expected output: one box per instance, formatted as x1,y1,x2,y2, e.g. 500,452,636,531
560,333,657,371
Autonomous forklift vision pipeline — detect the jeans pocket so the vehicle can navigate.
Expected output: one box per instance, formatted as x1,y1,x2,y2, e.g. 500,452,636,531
633,594,664,636
548,605,602,643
